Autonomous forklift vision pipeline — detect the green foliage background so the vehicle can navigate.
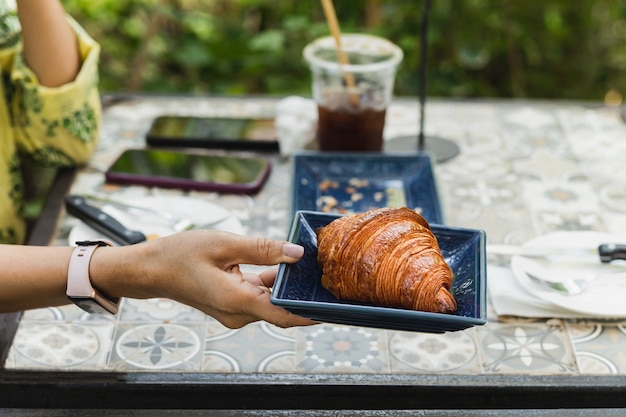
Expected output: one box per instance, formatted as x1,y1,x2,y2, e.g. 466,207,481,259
64,0,626,101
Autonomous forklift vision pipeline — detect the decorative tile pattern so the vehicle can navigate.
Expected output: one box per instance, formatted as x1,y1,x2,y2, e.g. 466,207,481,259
5,97,626,379
478,321,577,374
389,328,481,374
6,322,115,370
108,322,205,371
203,321,297,373
568,322,626,375
120,298,207,322
296,324,390,373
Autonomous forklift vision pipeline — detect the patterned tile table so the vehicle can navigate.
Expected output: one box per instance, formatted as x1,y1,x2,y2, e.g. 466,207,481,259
3,96,626,409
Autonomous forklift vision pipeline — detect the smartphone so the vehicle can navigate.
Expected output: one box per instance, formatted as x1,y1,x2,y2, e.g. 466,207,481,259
146,115,279,152
105,148,271,194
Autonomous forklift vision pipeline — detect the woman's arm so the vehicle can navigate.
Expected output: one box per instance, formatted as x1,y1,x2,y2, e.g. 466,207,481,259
0,245,74,310
0,231,314,329
16,0,80,87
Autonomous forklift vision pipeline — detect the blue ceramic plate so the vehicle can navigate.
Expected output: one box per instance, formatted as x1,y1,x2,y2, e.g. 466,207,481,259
271,211,487,333
291,152,444,224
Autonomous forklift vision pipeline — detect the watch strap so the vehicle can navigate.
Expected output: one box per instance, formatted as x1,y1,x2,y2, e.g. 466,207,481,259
67,240,119,314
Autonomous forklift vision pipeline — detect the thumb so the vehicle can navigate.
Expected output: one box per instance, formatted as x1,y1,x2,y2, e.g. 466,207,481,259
229,235,304,266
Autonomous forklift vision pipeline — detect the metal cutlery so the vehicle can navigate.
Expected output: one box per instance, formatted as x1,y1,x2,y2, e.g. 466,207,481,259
81,193,230,231
82,193,193,232
526,271,626,295
515,257,626,296
525,270,626,296
66,194,231,245
488,243,626,263
65,195,147,245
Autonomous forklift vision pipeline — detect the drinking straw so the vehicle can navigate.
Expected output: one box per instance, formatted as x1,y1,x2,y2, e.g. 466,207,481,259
320,0,359,105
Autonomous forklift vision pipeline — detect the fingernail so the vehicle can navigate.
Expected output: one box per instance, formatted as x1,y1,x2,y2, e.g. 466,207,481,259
282,243,304,259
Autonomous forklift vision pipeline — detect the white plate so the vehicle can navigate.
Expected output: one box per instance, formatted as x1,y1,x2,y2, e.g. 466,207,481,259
68,195,243,246
511,231,626,317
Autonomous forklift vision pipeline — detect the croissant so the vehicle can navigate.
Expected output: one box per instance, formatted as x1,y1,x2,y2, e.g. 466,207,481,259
316,207,456,314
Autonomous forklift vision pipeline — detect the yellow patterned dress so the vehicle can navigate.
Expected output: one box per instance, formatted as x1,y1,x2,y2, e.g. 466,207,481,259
0,4,101,244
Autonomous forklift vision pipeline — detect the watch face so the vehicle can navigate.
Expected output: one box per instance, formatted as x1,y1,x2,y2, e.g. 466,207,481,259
69,297,118,315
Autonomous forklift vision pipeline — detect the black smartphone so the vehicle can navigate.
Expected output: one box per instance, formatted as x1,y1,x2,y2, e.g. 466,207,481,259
146,115,279,152
105,148,271,194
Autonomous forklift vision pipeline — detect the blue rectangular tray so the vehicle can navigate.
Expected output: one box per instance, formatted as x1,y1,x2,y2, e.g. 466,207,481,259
291,152,445,224
271,211,487,333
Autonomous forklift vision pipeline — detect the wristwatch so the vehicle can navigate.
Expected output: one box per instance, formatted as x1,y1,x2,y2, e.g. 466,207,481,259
66,240,120,314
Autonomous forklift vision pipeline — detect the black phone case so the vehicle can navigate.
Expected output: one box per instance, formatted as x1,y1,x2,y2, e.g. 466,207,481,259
145,117,280,152
105,150,272,195
146,135,280,152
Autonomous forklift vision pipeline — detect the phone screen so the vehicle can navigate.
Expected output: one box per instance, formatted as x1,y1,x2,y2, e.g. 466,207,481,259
149,116,276,141
106,149,271,193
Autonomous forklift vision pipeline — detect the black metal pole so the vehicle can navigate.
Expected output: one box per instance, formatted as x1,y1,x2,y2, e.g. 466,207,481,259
418,0,431,150
385,0,459,162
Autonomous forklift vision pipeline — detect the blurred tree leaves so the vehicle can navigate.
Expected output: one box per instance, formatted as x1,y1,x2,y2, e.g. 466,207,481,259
64,0,626,101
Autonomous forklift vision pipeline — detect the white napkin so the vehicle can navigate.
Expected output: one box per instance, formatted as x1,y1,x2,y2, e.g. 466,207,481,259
488,231,626,319
274,96,318,156
487,265,576,318
487,264,608,319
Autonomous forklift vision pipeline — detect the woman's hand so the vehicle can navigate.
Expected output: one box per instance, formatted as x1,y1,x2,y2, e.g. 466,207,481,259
91,230,316,329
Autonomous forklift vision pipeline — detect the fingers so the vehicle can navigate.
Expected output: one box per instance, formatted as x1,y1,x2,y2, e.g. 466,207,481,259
256,268,278,288
214,287,317,329
224,234,304,267
249,291,318,328
224,272,317,329
268,310,318,328
151,230,312,328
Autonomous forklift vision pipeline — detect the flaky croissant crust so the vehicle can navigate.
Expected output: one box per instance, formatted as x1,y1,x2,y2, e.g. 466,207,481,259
316,207,457,314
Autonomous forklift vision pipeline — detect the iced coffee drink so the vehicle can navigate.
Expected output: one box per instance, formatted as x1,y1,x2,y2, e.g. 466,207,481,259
304,34,403,152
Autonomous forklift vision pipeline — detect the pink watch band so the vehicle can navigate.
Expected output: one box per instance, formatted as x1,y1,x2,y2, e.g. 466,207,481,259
66,241,119,314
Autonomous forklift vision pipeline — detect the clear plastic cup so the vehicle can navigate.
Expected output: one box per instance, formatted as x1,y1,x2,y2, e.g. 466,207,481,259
303,33,403,151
